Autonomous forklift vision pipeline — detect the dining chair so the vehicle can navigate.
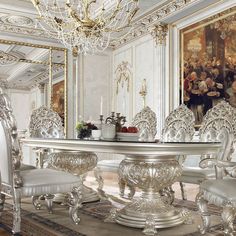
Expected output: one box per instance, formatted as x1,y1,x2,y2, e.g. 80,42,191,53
29,106,98,204
95,106,157,199
0,90,36,172
0,96,82,234
161,104,195,201
195,101,236,235
179,101,236,200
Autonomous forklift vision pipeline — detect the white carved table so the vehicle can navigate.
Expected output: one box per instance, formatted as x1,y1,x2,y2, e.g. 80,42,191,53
22,138,222,234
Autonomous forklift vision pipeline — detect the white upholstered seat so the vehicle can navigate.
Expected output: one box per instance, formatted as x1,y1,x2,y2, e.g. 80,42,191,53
195,100,236,235
0,93,82,234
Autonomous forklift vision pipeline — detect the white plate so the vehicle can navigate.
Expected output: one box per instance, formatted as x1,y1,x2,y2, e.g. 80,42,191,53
116,132,139,141
116,132,139,137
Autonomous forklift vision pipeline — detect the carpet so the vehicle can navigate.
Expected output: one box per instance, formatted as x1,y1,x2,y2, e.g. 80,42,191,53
0,198,224,236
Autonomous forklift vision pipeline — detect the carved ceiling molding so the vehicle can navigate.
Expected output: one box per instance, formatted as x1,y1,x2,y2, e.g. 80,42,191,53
0,78,30,91
0,50,19,66
111,0,201,48
30,65,64,89
0,14,34,27
149,23,168,45
0,18,54,40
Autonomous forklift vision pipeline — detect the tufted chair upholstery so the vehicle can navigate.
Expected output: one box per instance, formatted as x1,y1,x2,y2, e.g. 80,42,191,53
195,100,236,235
29,106,99,203
95,106,157,199
161,104,195,201
0,95,82,234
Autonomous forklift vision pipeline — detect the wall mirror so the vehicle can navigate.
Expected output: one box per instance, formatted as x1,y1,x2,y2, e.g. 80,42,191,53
0,39,68,135
180,7,236,126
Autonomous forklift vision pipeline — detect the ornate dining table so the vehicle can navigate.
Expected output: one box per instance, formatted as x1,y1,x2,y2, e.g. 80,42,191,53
22,138,222,235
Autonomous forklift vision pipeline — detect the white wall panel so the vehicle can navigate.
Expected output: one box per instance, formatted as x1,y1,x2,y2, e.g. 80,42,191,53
113,35,165,137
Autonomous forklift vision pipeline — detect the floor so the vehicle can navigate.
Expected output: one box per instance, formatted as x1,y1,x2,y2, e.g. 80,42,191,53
0,172,199,235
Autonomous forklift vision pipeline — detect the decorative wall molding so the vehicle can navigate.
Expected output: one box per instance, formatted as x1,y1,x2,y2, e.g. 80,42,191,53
149,23,168,45
115,61,132,95
111,0,202,48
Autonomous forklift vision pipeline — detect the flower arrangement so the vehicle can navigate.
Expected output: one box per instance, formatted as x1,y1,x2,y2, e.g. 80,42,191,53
76,121,98,139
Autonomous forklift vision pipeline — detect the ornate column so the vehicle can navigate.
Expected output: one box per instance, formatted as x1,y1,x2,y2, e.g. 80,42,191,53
150,23,168,137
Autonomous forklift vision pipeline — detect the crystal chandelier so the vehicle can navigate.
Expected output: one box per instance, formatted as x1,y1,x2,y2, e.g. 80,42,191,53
32,0,139,54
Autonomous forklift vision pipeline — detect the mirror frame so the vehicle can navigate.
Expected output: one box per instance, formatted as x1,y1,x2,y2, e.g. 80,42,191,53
0,39,68,136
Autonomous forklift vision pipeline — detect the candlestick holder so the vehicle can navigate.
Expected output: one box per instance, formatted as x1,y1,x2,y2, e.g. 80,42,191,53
99,115,104,124
139,90,147,108
105,112,126,132
139,78,147,108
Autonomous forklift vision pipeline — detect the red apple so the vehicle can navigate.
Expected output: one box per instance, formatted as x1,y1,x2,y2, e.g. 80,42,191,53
128,126,138,133
121,126,128,132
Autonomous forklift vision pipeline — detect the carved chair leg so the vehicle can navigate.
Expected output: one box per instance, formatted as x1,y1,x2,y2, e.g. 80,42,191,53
196,191,211,234
118,177,126,198
94,167,107,199
221,203,236,236
12,188,21,234
179,182,187,200
45,194,54,214
68,186,83,224
0,193,5,217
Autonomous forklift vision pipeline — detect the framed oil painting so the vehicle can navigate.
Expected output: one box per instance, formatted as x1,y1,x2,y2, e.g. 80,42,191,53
180,8,236,126
52,80,65,125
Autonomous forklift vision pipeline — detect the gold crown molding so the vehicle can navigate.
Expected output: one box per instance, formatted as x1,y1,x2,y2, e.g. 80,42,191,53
111,0,201,48
0,39,64,51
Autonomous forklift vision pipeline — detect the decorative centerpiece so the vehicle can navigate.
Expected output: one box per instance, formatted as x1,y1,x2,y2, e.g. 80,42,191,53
76,121,98,139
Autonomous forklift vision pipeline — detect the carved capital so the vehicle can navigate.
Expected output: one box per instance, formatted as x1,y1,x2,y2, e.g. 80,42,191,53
150,23,168,45
38,83,45,93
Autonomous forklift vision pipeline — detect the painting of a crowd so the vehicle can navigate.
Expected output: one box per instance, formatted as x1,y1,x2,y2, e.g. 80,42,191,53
182,10,236,125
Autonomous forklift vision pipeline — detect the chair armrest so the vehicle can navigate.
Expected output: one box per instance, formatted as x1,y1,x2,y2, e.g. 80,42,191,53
200,158,236,169
199,158,236,178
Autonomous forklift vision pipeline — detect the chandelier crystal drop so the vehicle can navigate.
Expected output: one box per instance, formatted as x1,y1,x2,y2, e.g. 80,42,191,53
32,0,139,55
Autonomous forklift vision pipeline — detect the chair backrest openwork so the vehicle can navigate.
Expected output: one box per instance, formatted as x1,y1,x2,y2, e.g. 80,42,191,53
199,100,236,162
0,91,22,189
29,106,64,138
161,104,195,142
131,106,157,141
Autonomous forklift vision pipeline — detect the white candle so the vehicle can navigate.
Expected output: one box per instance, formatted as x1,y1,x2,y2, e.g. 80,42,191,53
100,96,103,115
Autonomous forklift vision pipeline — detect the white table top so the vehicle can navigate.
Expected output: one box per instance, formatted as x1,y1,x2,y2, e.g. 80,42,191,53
22,138,222,157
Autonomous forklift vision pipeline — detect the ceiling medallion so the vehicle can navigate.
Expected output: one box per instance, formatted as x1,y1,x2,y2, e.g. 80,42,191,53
0,15,34,27
31,0,139,54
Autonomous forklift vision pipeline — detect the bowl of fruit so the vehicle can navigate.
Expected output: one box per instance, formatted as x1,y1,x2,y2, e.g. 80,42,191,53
117,126,139,141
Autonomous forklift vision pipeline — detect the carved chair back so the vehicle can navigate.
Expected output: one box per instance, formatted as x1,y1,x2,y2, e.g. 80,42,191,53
131,106,157,141
0,92,21,189
161,104,195,142
199,100,236,162
29,106,64,138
